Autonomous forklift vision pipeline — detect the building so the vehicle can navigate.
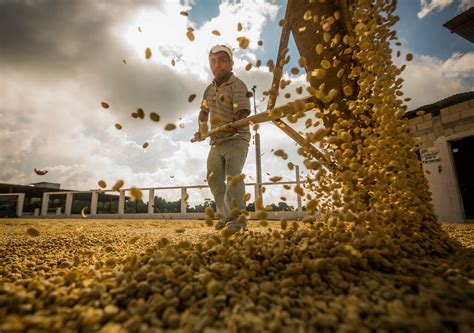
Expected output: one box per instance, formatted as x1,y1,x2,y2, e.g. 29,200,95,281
0,183,64,217
443,7,474,43
405,91,474,222
0,183,123,217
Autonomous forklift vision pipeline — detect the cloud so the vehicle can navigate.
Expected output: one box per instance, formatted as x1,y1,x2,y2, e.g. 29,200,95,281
417,0,454,18
460,0,474,10
441,52,474,77
0,0,163,72
398,51,474,109
0,0,307,208
417,0,473,18
5,0,470,210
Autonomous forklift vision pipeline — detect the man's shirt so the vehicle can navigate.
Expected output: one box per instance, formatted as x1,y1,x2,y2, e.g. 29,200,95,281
201,72,251,144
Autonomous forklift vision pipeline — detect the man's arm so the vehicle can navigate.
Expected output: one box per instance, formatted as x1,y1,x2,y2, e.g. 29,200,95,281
194,109,209,141
199,109,209,122
231,79,251,125
224,109,250,134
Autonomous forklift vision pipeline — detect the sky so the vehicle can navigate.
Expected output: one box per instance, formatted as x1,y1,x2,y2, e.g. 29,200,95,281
0,0,473,207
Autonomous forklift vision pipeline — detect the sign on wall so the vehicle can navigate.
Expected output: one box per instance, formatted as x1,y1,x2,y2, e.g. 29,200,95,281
421,149,441,164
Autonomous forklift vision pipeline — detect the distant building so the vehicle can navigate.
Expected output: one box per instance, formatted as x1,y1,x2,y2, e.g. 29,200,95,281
0,182,66,217
0,183,124,217
405,91,474,221
30,182,61,189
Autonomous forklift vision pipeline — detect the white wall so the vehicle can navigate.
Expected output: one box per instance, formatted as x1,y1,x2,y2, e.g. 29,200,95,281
421,138,464,222
408,98,474,222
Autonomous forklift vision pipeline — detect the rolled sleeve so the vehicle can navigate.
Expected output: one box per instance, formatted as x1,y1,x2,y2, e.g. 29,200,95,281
201,87,211,113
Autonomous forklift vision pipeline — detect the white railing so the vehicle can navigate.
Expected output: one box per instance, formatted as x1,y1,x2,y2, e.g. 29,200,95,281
2,167,309,220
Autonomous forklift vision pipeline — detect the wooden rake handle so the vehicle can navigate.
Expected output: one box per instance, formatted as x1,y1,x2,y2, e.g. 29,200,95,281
190,95,316,143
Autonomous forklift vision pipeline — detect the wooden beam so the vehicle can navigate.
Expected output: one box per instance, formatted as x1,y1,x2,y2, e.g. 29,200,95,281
267,0,293,112
271,119,326,161
262,0,325,159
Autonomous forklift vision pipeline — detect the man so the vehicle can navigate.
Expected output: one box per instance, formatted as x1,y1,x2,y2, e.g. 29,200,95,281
193,44,251,233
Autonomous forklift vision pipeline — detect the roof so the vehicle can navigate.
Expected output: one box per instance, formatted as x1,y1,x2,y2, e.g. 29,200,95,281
0,183,67,196
30,182,61,189
443,7,474,43
0,183,126,200
404,91,474,119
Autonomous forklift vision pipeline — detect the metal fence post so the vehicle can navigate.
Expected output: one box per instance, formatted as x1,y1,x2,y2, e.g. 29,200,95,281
295,165,302,216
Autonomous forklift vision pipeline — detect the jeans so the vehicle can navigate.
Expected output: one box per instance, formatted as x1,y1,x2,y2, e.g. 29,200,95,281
207,139,249,229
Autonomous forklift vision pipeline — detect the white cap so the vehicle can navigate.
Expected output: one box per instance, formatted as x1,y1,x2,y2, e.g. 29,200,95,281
209,45,233,61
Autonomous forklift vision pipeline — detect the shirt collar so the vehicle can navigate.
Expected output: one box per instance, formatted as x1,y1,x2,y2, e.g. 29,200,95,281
212,72,236,87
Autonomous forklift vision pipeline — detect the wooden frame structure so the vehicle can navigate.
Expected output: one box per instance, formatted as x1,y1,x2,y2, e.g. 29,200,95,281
193,0,354,160
20,171,308,220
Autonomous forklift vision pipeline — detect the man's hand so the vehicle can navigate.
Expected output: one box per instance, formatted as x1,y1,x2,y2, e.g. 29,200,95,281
224,124,238,135
224,109,249,135
193,131,204,142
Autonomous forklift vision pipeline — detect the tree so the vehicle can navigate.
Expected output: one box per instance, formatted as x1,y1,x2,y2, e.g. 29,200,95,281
153,196,180,213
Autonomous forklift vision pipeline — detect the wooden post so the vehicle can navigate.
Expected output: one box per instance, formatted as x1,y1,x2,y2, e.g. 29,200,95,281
266,0,292,112
263,0,325,162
